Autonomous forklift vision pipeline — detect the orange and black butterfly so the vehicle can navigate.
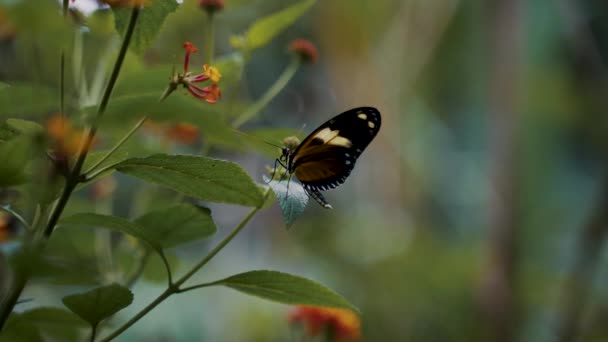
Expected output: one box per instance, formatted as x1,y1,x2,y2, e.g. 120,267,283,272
276,107,381,208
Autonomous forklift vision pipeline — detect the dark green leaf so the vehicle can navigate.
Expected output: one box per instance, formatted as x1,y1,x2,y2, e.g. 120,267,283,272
62,283,134,326
5,119,44,135
113,0,179,54
116,154,265,207
211,270,358,312
234,0,316,51
60,213,162,253
0,314,43,342
135,204,217,248
265,176,308,228
0,136,35,186
143,252,181,283
16,307,88,341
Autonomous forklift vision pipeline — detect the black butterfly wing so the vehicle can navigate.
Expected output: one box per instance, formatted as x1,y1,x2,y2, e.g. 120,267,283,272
290,107,381,191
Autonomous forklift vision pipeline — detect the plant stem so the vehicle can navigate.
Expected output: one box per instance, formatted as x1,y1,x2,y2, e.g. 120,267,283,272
232,56,301,128
60,0,68,115
0,6,141,331
205,13,215,64
90,323,98,342
98,193,267,342
83,116,147,176
0,206,30,231
44,6,141,239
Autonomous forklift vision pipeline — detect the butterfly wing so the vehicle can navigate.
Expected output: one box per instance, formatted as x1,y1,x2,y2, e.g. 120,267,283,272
290,107,381,192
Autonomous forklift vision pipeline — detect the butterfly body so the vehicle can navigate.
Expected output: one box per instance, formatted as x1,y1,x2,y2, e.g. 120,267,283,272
278,107,381,208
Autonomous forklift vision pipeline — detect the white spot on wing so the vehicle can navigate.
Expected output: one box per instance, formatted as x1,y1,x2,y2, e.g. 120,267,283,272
357,113,367,120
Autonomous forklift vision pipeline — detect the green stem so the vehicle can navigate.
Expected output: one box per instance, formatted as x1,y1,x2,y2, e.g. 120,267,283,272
173,199,264,288
60,0,68,114
0,6,141,331
83,116,147,176
232,56,301,128
90,323,98,342
205,13,215,64
0,206,30,231
125,250,151,288
159,250,174,287
44,6,141,239
98,192,268,342
175,280,217,293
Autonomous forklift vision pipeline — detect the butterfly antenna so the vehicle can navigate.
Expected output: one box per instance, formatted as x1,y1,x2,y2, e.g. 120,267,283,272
231,129,284,149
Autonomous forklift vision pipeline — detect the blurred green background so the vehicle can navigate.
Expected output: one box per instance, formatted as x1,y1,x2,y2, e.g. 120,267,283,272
3,0,608,341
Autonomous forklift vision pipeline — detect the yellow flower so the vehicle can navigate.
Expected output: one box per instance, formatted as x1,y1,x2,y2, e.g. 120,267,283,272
203,64,222,83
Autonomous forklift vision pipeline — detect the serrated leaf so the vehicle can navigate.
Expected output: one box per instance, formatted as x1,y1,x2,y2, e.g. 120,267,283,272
135,204,217,248
265,176,308,228
211,270,358,312
116,154,265,207
60,213,162,253
238,0,316,51
113,0,179,54
62,284,134,326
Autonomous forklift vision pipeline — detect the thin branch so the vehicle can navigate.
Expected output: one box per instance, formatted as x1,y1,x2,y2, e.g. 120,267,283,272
99,191,269,342
0,206,30,231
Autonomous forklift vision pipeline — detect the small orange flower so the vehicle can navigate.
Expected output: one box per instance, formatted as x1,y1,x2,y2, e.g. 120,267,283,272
165,122,200,145
46,115,91,158
289,306,361,342
289,39,319,64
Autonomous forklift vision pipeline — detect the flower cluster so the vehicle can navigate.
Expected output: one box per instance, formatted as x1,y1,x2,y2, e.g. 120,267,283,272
164,42,222,104
289,306,361,342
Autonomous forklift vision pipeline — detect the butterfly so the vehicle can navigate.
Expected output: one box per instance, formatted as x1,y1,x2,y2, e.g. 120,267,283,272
276,107,381,209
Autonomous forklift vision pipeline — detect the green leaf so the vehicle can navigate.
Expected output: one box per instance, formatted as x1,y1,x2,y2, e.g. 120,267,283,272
16,307,88,341
60,213,162,253
116,154,265,207
0,314,43,342
143,252,181,283
0,136,35,186
0,84,57,120
135,204,217,248
235,0,316,51
62,283,134,327
211,270,358,312
113,0,179,55
5,119,44,135
265,176,308,228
